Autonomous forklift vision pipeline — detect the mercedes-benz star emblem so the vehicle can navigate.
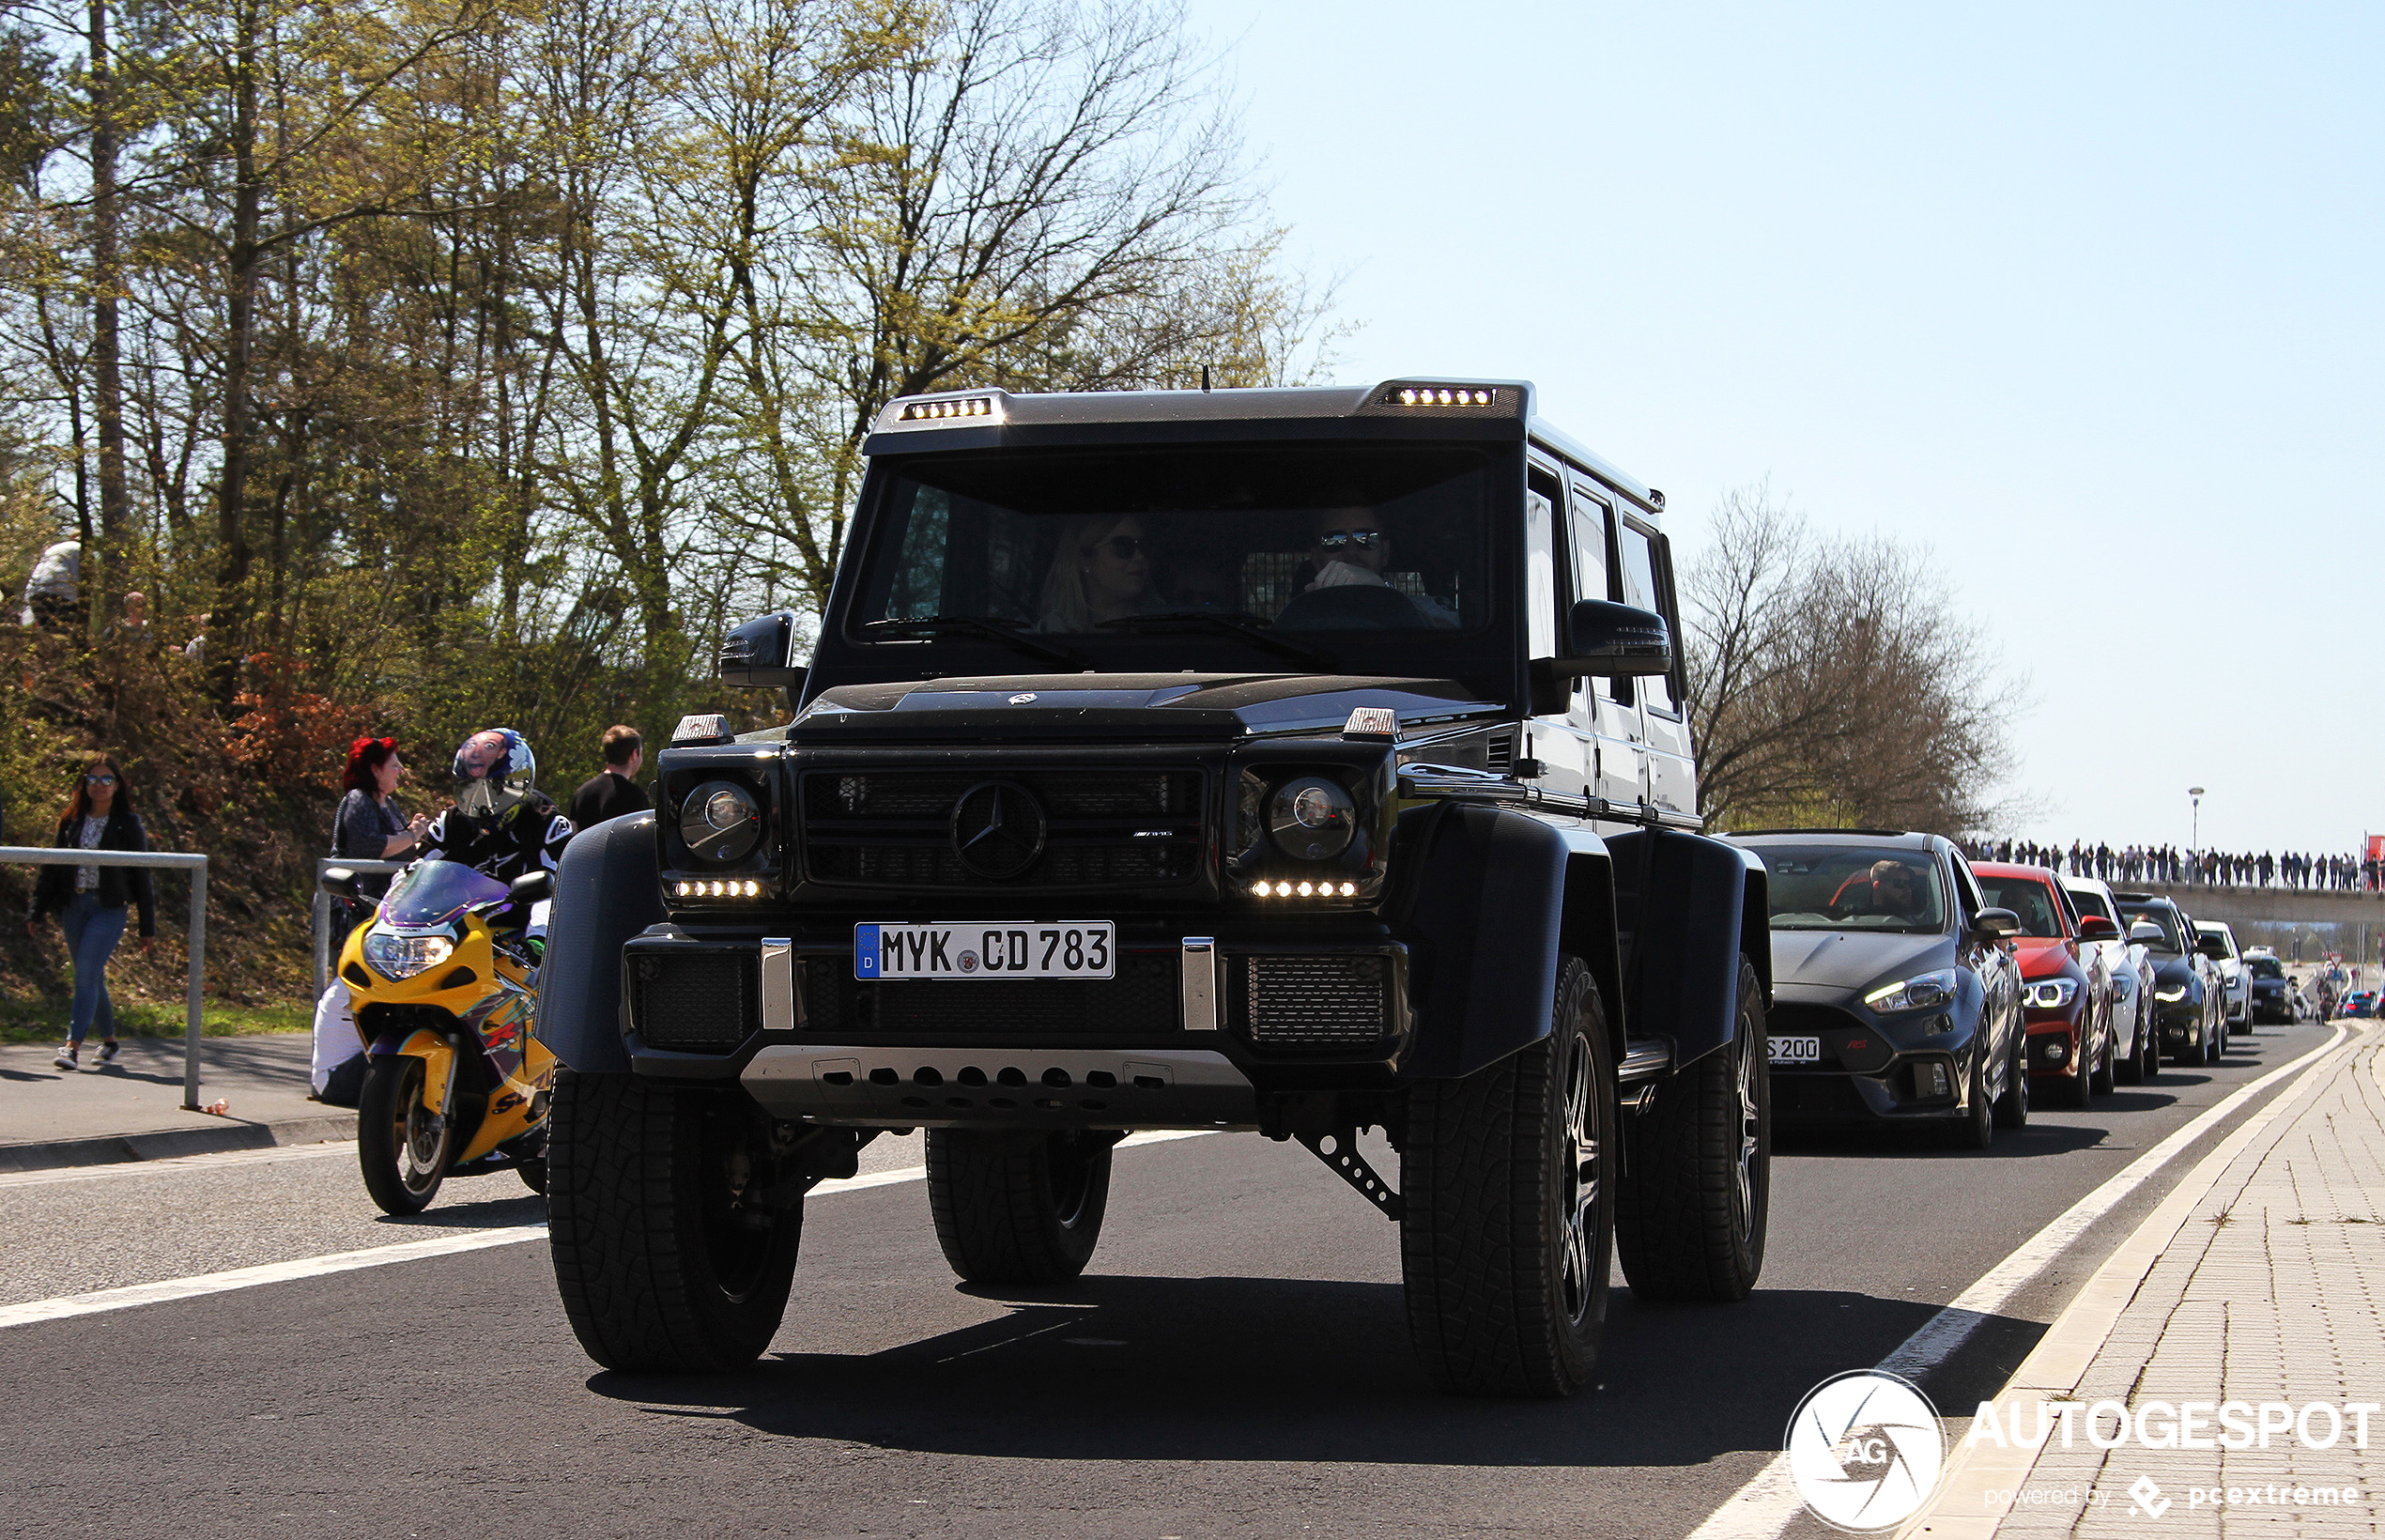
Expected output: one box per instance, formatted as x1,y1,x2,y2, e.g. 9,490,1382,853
950,780,1047,880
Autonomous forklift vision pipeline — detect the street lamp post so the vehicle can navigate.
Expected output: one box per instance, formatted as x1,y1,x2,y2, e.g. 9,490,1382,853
2189,787,2205,856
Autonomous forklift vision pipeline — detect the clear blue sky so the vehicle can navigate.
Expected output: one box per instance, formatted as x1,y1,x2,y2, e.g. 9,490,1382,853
1184,0,2383,854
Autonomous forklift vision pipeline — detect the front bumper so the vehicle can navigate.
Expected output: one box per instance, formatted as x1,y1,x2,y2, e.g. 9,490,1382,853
1765,988,1975,1124
2024,1009,2085,1077
617,920,1414,1128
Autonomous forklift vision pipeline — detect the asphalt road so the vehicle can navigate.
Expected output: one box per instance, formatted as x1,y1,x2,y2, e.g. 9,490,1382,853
0,1017,2335,1540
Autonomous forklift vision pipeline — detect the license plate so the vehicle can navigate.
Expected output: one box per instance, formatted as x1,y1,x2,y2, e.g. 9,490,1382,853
855,922,1116,980
1768,1035,1822,1065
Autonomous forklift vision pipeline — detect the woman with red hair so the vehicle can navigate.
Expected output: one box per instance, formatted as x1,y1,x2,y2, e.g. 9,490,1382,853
315,738,426,1105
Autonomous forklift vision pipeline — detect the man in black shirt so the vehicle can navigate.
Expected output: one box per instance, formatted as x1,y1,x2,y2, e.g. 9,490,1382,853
568,724,649,829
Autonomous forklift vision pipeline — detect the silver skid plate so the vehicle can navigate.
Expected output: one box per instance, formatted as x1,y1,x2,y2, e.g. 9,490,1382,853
742,1044,1260,1131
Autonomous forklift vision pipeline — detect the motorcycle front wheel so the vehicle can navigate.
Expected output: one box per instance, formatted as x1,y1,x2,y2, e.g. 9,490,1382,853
359,1055,454,1215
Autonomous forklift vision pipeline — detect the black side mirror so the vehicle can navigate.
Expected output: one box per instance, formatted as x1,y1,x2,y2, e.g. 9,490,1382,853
1554,599,1672,678
318,867,362,901
510,870,554,906
1975,907,2022,939
719,610,808,703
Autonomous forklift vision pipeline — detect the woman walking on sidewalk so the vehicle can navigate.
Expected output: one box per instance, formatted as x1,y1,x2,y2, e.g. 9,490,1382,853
23,755,156,1070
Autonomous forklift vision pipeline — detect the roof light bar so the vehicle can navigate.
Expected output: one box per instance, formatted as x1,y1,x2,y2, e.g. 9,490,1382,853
1393,386,1497,407
897,395,1000,423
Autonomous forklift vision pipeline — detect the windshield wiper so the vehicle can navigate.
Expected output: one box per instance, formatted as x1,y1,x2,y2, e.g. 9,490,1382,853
857,615,1086,670
1094,611,1337,671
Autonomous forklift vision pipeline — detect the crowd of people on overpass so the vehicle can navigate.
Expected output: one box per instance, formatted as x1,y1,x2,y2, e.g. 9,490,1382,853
1964,839,2384,891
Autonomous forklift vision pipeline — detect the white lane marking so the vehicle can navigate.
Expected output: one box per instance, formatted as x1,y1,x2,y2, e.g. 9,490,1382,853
0,1129,1218,1328
1684,1022,2352,1540
0,1226,551,1330
0,1141,357,1191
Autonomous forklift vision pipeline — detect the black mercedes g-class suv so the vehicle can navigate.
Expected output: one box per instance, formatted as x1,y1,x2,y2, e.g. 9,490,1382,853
539,377,1774,1397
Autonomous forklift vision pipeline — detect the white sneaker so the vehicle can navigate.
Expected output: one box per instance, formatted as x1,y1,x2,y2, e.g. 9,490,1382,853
52,1044,78,1071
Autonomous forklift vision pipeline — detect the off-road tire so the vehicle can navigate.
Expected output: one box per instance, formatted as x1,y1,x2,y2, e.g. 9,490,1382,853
926,1131,1114,1285
1992,1022,2029,1131
358,1055,450,1216
1617,956,1767,1301
1401,955,1613,1398
547,1070,801,1373
2089,1022,2116,1096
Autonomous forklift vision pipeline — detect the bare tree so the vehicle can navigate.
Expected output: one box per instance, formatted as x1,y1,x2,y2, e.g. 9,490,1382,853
1682,485,2024,835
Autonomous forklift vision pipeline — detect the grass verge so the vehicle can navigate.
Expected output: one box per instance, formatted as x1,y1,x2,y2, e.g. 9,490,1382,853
0,995,309,1044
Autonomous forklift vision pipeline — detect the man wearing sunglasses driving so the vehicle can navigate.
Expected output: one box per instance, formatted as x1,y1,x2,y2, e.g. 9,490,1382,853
1301,509,1457,626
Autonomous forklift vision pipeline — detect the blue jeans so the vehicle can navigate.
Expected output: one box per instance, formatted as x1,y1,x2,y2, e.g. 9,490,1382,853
60,892,127,1044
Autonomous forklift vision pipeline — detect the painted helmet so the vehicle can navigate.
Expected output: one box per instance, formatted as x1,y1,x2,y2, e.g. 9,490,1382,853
451,727,536,817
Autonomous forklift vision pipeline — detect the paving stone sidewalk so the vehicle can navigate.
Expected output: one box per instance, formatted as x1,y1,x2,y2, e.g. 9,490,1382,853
0,1032,349,1171
1998,1029,2385,1536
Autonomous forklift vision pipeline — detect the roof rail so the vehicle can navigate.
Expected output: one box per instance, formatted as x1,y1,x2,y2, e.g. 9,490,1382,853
1720,827,1917,839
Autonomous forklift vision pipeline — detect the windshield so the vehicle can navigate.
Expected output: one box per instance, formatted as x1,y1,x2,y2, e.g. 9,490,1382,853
1976,876,2066,938
1755,845,1947,932
379,860,509,928
855,446,1494,640
2070,888,2113,920
2197,925,2237,959
2117,901,2183,952
2249,958,2286,979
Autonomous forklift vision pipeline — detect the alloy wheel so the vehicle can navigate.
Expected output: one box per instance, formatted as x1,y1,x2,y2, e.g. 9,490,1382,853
1561,1028,1604,1326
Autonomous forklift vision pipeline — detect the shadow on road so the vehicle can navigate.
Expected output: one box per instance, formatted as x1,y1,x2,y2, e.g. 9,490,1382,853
1777,1119,2122,1160
589,1278,1957,1468
371,1191,546,1229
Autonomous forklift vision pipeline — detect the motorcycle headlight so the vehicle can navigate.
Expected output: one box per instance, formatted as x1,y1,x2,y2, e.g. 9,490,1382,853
1864,968,1958,1013
2154,984,2189,1003
681,778,763,863
2024,978,2080,1009
363,931,455,980
1267,776,1356,861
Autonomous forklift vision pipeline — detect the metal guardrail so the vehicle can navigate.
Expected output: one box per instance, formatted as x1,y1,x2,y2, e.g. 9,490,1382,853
312,858,408,999
0,845,210,1110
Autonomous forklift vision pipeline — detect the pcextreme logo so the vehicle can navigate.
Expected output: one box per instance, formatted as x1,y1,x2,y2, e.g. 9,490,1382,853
1784,1370,1947,1532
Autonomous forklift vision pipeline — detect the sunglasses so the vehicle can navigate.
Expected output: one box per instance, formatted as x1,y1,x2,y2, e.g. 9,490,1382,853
1316,530,1385,550
1085,535,1149,559
85,774,116,787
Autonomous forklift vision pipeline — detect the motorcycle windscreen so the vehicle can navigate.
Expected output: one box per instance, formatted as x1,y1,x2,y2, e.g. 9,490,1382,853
379,861,509,927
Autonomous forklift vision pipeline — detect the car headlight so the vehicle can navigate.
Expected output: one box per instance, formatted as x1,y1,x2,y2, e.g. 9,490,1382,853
681,778,763,863
1267,775,1356,861
2024,978,2080,1009
363,931,455,980
1864,968,1957,1013
2154,984,2189,1003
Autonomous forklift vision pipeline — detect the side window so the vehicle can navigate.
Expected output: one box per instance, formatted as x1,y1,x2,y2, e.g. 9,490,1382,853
1617,521,1676,714
1523,482,1560,661
1950,857,1983,919
1568,485,1615,700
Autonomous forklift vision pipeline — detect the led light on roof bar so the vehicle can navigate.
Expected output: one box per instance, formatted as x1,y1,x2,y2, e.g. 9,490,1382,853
896,395,999,423
1393,386,1497,407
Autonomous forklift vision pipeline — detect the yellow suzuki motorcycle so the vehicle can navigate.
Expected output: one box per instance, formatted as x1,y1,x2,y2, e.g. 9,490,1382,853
320,859,557,1215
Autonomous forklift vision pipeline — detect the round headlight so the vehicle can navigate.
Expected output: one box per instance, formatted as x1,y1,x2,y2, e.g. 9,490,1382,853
682,778,762,863
1267,776,1356,860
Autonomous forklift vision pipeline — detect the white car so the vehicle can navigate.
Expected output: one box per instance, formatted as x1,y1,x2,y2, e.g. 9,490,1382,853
2196,920,2251,1034
2064,875,2158,1083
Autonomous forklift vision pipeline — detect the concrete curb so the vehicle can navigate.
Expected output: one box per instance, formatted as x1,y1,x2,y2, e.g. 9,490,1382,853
1898,1021,2378,1538
0,1111,359,1175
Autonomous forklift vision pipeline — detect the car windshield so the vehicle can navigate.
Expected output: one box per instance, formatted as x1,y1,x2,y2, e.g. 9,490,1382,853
2249,958,2286,979
2197,927,2236,958
2070,888,2113,920
1976,876,2066,937
379,860,509,928
1754,845,1947,932
854,445,1494,641
2117,902,2184,951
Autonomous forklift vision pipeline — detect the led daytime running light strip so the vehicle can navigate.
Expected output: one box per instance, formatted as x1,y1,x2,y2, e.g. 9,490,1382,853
675,879,764,898
1251,880,1360,899
1394,386,1495,407
897,396,997,422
